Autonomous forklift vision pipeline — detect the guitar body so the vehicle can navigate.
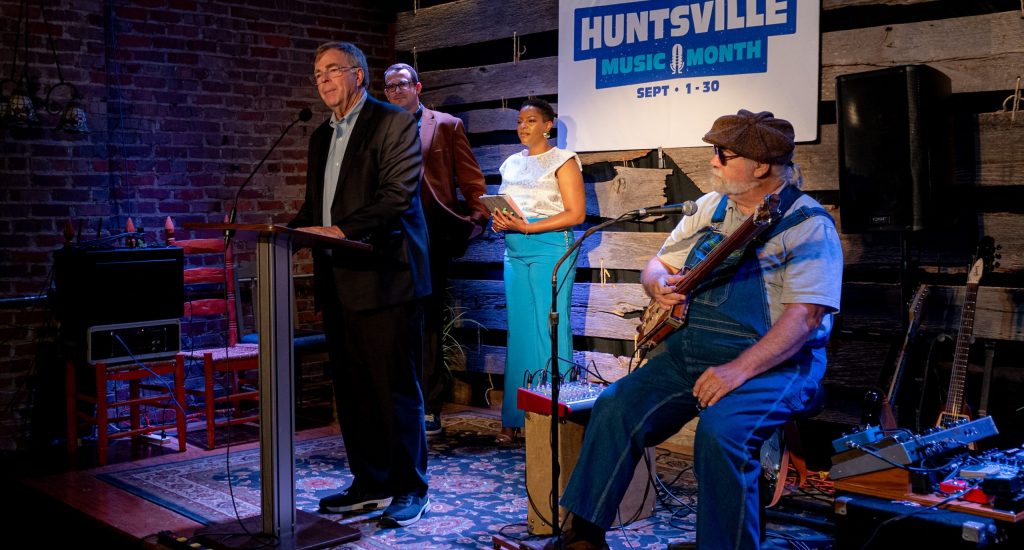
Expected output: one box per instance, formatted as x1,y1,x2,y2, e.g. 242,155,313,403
635,297,689,353
934,237,996,432
935,405,972,430
760,421,811,508
878,399,898,431
760,427,789,508
867,284,931,430
935,404,974,449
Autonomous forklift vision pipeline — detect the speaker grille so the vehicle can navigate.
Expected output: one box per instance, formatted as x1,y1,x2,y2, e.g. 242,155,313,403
836,65,952,233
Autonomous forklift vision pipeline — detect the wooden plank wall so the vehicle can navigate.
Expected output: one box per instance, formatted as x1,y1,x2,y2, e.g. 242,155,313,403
394,0,1024,427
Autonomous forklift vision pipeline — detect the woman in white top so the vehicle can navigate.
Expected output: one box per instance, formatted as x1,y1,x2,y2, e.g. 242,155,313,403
491,98,585,444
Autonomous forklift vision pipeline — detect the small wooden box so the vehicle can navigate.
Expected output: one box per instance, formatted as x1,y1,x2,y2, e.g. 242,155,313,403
524,411,656,535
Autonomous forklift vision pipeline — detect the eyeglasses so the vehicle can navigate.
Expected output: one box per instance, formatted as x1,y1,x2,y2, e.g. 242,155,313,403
383,80,416,94
310,65,358,85
712,145,743,165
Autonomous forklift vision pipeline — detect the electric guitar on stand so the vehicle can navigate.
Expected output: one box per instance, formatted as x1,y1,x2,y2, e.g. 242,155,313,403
634,194,782,361
935,236,997,429
876,284,931,430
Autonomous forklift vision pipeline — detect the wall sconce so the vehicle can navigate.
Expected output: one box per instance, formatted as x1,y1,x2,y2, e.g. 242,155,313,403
1,0,89,134
1,79,41,127
47,81,89,134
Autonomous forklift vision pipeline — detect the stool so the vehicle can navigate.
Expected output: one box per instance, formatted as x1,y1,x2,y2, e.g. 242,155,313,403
66,356,187,465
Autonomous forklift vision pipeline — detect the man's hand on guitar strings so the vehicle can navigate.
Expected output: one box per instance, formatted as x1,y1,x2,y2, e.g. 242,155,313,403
650,272,688,308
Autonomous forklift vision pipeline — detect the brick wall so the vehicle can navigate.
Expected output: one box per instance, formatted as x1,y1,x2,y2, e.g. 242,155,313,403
0,0,396,451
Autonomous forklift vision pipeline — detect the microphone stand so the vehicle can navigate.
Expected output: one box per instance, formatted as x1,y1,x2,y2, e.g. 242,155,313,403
224,108,312,246
545,209,643,545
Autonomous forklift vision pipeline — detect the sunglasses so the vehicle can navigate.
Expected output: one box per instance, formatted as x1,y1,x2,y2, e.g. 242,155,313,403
712,145,742,165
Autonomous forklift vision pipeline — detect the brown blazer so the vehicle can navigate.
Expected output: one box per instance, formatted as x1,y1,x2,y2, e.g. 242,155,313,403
419,107,489,257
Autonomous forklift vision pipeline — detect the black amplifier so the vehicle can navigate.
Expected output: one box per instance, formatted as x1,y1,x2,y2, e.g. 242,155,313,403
86,319,180,365
834,493,1019,549
52,245,184,339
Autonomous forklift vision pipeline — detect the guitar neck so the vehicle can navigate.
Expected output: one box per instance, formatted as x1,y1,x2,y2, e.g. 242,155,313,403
886,330,915,402
673,215,768,295
944,282,979,418
885,285,930,404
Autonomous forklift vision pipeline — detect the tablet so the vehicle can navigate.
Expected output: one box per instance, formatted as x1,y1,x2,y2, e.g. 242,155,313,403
479,194,526,219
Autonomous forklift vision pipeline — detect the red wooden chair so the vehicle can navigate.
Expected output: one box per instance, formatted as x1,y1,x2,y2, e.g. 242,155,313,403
65,356,187,465
169,219,259,449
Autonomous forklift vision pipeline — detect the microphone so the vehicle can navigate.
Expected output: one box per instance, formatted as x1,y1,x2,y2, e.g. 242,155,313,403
632,201,698,218
224,107,314,243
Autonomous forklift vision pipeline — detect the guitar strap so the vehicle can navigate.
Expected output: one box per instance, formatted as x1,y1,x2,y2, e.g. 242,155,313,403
757,185,835,243
682,186,835,304
691,184,835,265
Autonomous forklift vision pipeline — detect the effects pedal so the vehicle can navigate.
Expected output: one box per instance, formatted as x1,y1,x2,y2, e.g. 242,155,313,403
831,425,883,453
938,479,990,504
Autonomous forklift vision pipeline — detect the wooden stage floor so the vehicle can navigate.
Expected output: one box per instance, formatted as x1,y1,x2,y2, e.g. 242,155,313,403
4,423,344,548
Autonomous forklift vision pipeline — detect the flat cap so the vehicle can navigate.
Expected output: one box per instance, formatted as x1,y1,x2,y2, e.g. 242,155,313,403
702,109,795,165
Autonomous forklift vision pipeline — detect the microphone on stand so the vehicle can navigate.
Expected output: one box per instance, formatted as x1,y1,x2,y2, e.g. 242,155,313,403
224,107,314,245
631,200,698,218
541,197,696,542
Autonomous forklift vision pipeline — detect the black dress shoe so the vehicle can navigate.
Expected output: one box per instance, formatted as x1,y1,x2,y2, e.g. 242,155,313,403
318,488,391,513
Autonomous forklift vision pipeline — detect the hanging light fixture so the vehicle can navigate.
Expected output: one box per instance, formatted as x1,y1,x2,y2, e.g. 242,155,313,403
5,89,41,127
2,0,88,133
47,81,89,134
1,77,40,127
1,0,40,128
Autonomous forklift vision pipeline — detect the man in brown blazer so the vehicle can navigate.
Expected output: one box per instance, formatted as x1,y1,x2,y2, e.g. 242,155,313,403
384,63,490,435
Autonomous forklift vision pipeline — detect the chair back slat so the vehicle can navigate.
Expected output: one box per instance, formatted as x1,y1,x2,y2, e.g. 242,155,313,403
185,298,229,318
168,217,240,348
184,267,225,285
176,238,225,254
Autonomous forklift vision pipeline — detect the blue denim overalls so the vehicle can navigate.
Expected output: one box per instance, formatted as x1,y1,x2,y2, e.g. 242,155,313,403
561,186,833,550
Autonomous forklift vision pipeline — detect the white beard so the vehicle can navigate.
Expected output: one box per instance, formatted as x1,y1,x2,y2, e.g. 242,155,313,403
710,172,759,196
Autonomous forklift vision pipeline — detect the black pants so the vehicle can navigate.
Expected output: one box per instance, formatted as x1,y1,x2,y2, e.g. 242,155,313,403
322,295,428,498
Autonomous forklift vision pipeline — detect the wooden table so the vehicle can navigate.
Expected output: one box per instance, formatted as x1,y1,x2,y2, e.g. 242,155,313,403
833,467,1024,522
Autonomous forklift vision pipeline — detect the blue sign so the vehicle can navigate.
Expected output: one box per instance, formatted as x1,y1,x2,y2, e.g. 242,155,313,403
573,0,798,89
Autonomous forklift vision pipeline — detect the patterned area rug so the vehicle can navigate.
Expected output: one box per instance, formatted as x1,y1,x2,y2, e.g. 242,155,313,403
99,412,832,549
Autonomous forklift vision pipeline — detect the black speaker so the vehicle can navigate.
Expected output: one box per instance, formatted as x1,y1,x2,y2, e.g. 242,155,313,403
836,65,953,233
52,246,184,336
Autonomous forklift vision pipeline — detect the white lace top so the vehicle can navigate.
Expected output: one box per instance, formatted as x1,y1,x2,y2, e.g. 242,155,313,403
498,147,582,219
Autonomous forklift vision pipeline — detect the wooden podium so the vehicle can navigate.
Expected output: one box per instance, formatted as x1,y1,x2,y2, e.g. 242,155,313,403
183,223,369,550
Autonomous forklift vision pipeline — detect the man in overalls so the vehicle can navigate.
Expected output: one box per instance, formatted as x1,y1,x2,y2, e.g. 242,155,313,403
550,110,844,550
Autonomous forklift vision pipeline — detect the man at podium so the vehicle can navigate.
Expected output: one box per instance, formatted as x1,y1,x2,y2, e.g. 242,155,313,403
290,41,432,528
